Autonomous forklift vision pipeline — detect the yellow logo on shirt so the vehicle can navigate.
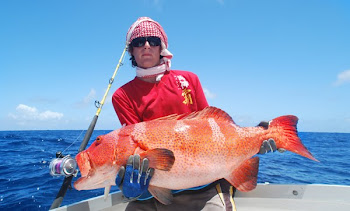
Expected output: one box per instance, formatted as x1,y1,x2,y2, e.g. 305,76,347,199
174,75,193,105
182,88,193,105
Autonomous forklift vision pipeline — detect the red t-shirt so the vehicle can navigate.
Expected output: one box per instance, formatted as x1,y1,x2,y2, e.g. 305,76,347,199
112,70,208,125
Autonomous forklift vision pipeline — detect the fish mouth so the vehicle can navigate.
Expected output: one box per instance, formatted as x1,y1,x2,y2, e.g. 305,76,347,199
75,151,93,177
74,164,119,190
74,148,120,190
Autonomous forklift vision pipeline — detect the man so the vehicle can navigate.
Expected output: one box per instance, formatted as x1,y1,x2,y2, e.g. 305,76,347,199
112,17,277,210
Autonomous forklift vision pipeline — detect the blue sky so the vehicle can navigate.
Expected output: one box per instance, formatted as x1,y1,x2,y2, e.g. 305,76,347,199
1,0,350,132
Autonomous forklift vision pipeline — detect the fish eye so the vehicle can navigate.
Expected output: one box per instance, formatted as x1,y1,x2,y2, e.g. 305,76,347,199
95,136,102,145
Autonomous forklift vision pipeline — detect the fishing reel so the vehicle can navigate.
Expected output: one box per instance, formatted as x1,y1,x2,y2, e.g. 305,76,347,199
49,151,78,177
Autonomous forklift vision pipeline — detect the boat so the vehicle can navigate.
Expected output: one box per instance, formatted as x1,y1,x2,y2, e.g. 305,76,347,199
51,183,350,211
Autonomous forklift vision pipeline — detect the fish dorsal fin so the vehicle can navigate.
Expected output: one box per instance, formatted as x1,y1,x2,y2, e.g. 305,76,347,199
151,106,235,123
151,113,181,121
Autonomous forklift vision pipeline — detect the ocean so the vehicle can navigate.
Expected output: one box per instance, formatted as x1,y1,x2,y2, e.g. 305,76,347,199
0,130,349,210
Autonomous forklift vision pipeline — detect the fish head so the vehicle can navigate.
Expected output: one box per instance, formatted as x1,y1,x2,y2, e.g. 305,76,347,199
74,129,137,190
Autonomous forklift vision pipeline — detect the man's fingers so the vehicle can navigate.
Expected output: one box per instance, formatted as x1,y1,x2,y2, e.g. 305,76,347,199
141,158,149,174
142,168,155,186
118,166,126,178
148,168,155,177
124,158,134,183
133,154,141,170
263,140,270,151
116,166,125,188
127,155,133,166
259,140,268,154
267,138,277,152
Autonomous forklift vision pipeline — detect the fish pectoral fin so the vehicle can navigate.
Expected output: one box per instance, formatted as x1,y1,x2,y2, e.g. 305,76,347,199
140,148,175,171
103,185,111,201
148,185,173,205
226,157,259,192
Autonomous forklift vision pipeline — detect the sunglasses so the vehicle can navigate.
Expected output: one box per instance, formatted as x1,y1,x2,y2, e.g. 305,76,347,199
131,36,161,47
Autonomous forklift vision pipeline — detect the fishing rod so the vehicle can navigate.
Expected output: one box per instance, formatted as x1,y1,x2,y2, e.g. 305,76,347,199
49,44,128,210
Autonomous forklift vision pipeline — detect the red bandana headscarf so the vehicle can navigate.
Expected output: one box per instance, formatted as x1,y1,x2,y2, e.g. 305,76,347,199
126,17,173,79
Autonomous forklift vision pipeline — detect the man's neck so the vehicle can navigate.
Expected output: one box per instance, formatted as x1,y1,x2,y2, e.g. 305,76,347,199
137,76,159,83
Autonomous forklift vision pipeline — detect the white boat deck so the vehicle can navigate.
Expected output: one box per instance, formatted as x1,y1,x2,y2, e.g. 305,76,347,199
234,184,350,211
52,184,350,211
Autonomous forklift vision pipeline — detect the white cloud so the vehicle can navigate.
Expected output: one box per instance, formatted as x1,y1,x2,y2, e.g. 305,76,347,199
8,104,63,121
17,104,37,113
204,88,216,99
334,70,350,86
38,110,63,120
75,89,97,108
84,89,96,104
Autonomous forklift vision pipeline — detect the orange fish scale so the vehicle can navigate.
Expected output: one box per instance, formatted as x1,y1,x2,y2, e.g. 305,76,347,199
130,118,239,183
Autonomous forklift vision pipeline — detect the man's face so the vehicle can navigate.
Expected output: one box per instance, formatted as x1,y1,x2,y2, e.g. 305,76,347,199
132,41,161,69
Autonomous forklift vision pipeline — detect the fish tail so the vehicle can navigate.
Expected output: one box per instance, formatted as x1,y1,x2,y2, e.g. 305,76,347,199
268,115,319,162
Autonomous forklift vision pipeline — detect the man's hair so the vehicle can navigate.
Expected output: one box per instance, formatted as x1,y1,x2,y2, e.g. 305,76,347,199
128,45,137,67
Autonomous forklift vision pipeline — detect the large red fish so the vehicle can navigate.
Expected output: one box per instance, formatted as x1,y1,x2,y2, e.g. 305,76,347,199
74,106,318,204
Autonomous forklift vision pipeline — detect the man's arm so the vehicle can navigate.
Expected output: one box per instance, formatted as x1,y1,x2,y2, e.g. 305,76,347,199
112,90,141,125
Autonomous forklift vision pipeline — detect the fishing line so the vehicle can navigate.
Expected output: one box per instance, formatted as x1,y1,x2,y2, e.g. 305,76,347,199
60,129,85,155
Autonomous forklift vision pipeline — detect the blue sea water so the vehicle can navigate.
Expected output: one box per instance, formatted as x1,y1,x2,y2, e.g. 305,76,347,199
0,130,349,210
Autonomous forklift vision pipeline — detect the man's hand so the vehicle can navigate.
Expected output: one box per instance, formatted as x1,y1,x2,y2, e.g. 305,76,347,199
115,155,154,201
258,138,286,154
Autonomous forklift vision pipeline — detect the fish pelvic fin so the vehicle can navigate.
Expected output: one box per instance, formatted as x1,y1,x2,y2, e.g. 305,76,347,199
140,148,175,171
269,115,319,162
148,185,173,205
226,157,259,192
103,186,111,201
